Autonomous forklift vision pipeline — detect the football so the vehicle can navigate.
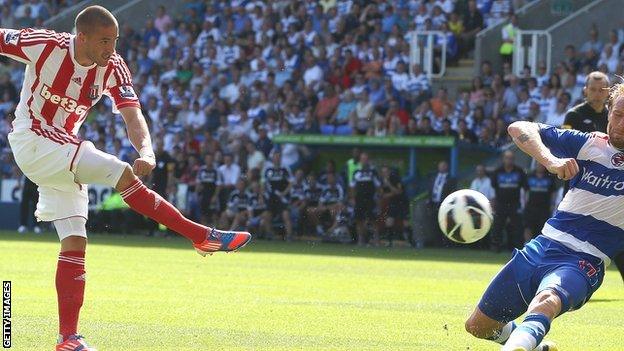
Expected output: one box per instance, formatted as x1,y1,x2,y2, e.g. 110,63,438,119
437,189,493,244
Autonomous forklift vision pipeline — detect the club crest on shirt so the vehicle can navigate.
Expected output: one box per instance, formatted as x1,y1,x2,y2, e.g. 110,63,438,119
4,30,19,45
119,85,136,99
89,84,99,99
611,152,624,167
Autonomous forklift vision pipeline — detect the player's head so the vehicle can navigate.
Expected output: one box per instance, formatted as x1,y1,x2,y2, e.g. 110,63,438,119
359,152,369,166
75,5,118,67
250,181,261,193
475,164,485,177
437,160,449,173
271,150,281,165
502,150,514,167
204,153,213,167
583,71,610,106
236,177,246,191
607,83,624,149
381,165,390,178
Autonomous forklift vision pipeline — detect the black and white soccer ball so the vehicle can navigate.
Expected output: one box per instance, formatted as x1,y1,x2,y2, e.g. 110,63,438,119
437,189,493,244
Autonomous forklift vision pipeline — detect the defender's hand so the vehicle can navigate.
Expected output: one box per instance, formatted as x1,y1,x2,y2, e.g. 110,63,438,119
546,158,579,180
133,157,156,177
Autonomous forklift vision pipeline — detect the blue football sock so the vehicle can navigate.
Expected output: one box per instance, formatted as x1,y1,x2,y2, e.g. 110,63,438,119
503,313,551,351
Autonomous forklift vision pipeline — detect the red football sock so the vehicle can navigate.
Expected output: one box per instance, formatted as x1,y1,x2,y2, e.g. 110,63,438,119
56,250,86,340
120,179,207,243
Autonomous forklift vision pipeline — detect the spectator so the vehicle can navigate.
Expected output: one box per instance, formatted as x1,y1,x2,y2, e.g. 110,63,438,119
289,169,308,236
154,5,173,33
245,141,265,172
489,0,512,27
470,164,495,201
315,85,340,125
562,71,609,132
448,11,464,36
378,165,407,245
246,181,270,239
255,127,274,158
218,153,241,210
460,0,484,54
219,177,249,230
500,13,518,65
350,152,381,246
564,44,581,73
263,151,294,241
516,87,533,121
17,176,40,234
490,150,527,252
523,163,556,242
430,87,453,118
303,52,324,89
427,160,456,245
580,26,604,64
350,91,375,134
322,90,356,135
196,153,222,226
457,119,478,143
0,6,15,28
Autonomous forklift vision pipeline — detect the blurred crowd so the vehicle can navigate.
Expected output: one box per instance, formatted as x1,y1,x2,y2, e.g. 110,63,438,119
0,0,614,245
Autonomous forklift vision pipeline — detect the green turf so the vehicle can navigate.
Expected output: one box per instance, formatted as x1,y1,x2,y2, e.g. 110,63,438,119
0,230,621,350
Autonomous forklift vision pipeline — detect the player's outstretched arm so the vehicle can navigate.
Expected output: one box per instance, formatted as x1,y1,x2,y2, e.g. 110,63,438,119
119,106,155,177
508,121,579,180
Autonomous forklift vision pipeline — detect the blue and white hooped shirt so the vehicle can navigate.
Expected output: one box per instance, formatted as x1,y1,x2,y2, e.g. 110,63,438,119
539,124,624,266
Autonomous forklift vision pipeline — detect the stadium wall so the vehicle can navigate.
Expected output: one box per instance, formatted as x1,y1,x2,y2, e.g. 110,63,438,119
475,0,592,74
548,0,619,70
44,0,188,33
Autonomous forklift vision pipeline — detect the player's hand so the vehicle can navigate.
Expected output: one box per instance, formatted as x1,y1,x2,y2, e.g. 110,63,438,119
133,157,156,177
545,157,579,180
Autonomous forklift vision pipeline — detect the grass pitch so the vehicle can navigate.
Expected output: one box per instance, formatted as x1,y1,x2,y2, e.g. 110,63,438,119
0,230,621,351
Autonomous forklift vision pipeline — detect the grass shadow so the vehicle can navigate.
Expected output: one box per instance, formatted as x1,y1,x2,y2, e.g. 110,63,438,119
587,298,623,303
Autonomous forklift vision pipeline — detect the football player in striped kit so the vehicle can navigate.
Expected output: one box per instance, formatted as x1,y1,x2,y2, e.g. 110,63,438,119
465,84,624,351
4,6,250,350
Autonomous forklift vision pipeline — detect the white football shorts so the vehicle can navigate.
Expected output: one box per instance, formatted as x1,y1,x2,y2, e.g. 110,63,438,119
8,128,128,232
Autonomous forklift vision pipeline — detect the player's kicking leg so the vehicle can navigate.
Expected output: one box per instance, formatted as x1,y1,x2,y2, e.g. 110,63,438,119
74,142,251,255
465,243,558,351
500,257,601,351
465,251,527,348
115,166,251,255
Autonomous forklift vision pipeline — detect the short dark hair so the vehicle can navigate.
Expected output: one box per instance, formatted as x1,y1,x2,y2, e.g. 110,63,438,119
75,5,117,34
585,71,609,87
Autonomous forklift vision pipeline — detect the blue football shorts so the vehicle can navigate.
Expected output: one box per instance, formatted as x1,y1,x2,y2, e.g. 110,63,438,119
477,235,605,323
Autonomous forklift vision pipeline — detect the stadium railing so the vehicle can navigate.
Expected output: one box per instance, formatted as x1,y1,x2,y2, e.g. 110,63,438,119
512,30,552,77
409,31,447,78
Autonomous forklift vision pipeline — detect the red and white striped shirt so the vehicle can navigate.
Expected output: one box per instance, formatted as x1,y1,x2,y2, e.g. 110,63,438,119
1,28,140,144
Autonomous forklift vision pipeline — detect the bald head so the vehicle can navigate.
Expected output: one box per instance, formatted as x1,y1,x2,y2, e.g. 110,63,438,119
75,5,117,34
